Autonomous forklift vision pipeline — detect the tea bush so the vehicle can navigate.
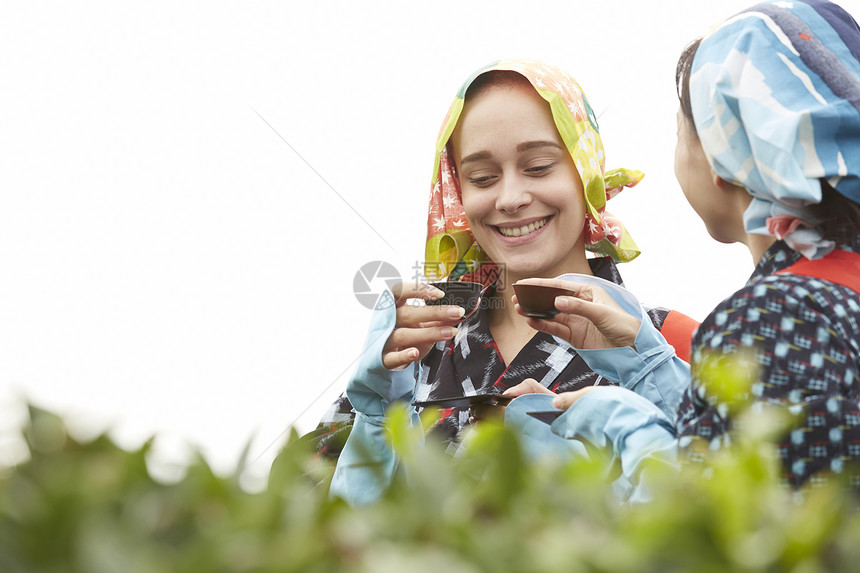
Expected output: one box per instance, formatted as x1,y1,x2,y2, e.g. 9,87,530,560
1,403,859,572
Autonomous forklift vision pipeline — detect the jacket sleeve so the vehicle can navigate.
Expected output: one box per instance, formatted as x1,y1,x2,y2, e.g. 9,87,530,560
551,272,692,420
328,294,421,505
549,386,679,503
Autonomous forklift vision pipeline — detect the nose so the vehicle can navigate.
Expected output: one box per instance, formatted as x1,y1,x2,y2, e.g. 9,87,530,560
495,173,533,214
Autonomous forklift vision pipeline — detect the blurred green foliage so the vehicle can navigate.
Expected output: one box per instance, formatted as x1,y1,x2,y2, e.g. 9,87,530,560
2,402,860,573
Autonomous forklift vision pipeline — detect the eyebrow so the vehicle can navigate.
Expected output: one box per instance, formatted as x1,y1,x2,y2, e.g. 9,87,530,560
516,140,564,153
459,140,564,166
459,151,492,166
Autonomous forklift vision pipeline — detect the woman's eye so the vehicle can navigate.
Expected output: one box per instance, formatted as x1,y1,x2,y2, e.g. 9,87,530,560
468,175,496,185
526,164,553,174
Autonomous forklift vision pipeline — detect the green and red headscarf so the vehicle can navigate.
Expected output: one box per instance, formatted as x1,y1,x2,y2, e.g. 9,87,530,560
424,59,644,282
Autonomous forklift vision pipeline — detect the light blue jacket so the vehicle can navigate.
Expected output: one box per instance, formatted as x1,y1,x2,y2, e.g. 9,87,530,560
329,273,691,505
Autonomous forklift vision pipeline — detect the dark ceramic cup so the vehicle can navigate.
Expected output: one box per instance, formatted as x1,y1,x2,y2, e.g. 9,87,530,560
426,280,486,321
512,283,576,319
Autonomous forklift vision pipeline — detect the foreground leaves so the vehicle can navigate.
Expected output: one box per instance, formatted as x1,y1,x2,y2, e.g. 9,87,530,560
1,403,859,572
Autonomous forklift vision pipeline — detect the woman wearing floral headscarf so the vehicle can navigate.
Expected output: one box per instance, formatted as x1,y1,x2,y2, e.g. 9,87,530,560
528,0,860,491
324,59,696,505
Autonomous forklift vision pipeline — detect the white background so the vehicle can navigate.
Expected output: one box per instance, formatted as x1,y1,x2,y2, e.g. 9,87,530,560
3,0,858,486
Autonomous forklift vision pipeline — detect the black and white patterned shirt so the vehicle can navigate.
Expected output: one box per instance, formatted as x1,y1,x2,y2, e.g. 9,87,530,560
309,257,676,457
677,235,860,488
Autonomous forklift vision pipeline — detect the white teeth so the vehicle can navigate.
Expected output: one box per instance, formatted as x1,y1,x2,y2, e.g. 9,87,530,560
498,217,548,237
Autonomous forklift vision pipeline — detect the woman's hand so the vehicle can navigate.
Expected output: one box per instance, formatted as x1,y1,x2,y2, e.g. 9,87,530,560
502,379,600,412
470,378,552,424
512,278,641,350
502,378,554,397
552,387,600,410
381,281,465,370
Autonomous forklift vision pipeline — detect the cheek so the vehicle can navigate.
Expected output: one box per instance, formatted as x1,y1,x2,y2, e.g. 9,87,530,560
459,187,475,220
674,145,697,204
459,190,485,237
673,142,685,183
560,164,586,218
560,182,586,221
460,185,490,220
575,191,586,218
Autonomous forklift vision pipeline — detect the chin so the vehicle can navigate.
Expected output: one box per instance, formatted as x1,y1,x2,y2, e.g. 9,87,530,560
707,228,737,245
506,261,558,281
500,261,540,279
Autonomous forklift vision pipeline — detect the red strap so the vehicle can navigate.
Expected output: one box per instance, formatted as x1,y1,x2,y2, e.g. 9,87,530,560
661,310,700,364
659,251,858,366
775,249,860,294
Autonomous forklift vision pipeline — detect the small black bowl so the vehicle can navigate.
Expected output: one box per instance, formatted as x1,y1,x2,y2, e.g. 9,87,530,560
412,392,515,409
513,283,576,319
425,280,486,321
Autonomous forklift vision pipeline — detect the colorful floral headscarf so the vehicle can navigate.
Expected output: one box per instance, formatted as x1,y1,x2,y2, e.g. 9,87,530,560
691,0,860,259
424,59,645,281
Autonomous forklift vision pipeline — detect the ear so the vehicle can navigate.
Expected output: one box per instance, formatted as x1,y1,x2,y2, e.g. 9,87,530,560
712,169,753,213
711,170,730,189
711,171,748,194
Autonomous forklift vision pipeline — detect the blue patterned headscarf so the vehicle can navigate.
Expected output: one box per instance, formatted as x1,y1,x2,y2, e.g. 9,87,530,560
691,0,860,258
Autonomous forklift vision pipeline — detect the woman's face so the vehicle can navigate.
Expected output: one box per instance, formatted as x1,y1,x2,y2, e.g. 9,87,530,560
674,108,746,244
451,82,588,281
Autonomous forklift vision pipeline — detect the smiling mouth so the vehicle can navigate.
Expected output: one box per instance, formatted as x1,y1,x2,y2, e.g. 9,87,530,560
496,217,550,238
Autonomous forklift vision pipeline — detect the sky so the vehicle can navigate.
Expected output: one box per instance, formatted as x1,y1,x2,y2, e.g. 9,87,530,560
3,0,859,487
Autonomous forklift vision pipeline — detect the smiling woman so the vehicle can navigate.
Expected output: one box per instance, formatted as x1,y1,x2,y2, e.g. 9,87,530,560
311,59,700,505
452,74,591,282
